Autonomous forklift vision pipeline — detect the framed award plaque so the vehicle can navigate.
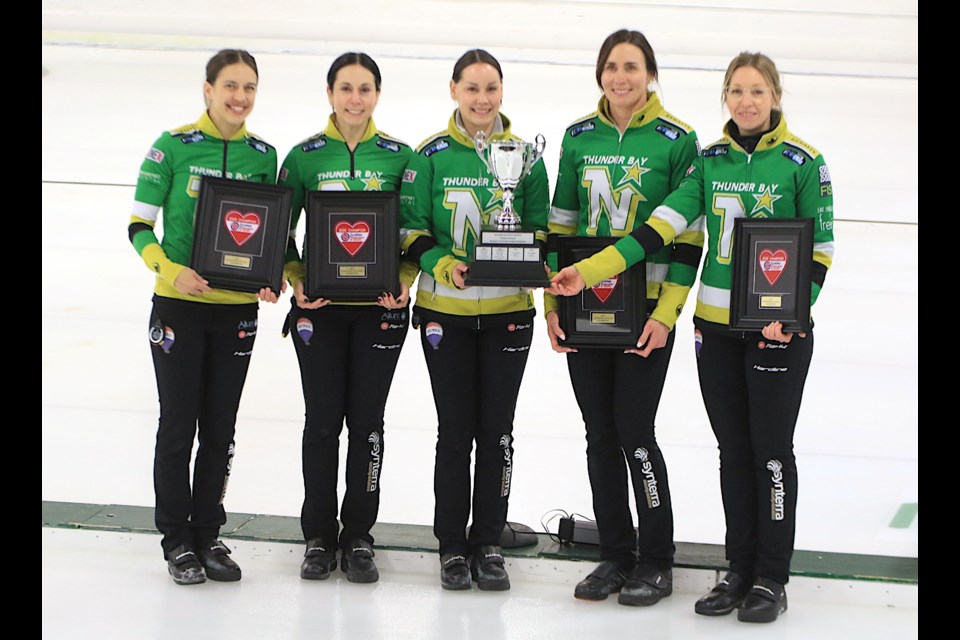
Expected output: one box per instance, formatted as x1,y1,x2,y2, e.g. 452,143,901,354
729,217,813,332
557,236,646,348
304,191,399,302
190,176,292,295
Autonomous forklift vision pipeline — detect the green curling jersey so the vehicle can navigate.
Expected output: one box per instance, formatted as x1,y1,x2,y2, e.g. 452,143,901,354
128,112,278,304
400,111,550,316
547,93,701,330
577,115,835,326
278,116,416,296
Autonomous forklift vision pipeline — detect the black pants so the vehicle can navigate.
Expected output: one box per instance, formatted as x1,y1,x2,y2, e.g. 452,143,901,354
415,307,534,556
695,319,813,585
290,302,408,548
566,330,676,569
150,296,258,556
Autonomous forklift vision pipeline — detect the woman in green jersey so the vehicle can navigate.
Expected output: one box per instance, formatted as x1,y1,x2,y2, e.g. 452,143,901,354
127,49,279,585
545,29,700,607
278,52,415,584
400,49,550,592
552,51,835,623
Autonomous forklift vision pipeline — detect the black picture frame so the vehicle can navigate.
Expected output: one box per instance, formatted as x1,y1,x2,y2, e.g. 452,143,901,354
304,191,399,302
729,217,814,332
557,236,647,348
190,176,292,295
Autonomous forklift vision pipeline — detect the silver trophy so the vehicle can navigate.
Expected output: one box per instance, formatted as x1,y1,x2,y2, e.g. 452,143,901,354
464,131,549,287
475,131,547,229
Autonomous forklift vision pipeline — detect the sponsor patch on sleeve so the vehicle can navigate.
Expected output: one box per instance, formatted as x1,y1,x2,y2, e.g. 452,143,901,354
402,169,417,183
782,149,805,165
246,139,269,154
569,121,595,137
302,137,327,152
423,140,449,157
146,147,164,163
376,139,401,152
703,146,728,158
819,164,832,184
655,124,679,141
278,167,289,182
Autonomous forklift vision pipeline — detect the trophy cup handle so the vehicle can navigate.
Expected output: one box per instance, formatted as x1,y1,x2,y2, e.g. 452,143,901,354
533,134,546,161
474,130,494,174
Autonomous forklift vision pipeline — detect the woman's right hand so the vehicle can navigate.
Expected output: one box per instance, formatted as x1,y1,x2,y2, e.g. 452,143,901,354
546,311,577,353
548,266,586,296
293,281,330,309
173,267,212,296
452,262,469,290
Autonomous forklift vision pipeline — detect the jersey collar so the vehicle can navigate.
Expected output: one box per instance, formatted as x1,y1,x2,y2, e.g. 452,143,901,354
597,92,664,130
324,114,378,144
723,111,788,153
198,111,248,140
448,109,510,147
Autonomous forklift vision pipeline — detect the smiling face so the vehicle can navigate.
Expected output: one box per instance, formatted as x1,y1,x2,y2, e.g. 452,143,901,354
203,61,258,138
600,42,651,117
327,63,380,131
449,62,503,138
725,65,779,136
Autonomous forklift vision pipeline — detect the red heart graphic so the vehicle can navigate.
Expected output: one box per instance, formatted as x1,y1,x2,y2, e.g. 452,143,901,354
758,249,788,285
591,275,619,304
335,221,371,256
224,210,261,246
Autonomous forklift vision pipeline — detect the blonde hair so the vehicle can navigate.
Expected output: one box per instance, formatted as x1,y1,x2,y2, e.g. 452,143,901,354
721,52,782,108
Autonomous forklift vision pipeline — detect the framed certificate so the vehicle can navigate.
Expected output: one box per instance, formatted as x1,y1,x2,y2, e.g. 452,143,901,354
557,236,646,348
729,217,813,332
190,176,292,295
304,191,399,302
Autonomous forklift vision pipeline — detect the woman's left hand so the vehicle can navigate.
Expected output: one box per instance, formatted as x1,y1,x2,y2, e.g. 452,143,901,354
624,318,669,357
761,321,807,343
257,280,287,303
377,282,410,309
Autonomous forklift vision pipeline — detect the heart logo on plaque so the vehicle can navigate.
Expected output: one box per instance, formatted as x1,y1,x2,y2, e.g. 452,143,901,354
224,210,261,246
591,276,619,303
335,221,371,256
758,249,788,285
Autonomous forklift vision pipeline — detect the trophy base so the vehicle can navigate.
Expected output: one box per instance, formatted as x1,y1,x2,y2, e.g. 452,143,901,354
464,223,548,287
464,259,550,288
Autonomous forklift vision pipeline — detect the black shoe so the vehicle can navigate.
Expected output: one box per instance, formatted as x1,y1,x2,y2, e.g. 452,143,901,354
737,577,788,623
341,540,379,584
440,553,471,591
471,545,510,591
617,565,672,606
300,538,337,581
573,560,633,601
166,543,206,585
695,572,751,616
196,539,241,582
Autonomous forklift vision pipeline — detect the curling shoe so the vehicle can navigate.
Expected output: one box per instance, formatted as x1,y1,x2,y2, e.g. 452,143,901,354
737,577,788,623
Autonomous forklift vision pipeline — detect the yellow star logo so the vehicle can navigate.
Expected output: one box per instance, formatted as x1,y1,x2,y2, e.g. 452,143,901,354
362,175,385,191
617,161,651,188
486,186,505,208
751,187,782,216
